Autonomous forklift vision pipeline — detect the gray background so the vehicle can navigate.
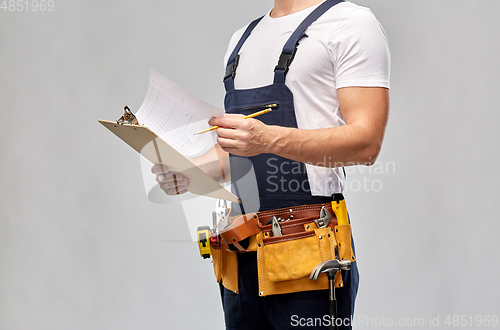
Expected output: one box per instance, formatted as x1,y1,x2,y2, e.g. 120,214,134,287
1,0,499,329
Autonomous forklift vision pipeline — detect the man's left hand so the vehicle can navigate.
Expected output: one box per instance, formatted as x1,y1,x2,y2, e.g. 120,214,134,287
209,114,274,157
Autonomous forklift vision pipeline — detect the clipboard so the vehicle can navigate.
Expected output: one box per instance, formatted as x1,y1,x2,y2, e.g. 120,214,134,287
98,107,239,203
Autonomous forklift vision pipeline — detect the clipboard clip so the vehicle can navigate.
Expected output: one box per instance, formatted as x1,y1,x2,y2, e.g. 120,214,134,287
117,106,139,125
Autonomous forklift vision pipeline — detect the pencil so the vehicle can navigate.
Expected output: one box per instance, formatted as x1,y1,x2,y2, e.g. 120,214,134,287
194,108,273,135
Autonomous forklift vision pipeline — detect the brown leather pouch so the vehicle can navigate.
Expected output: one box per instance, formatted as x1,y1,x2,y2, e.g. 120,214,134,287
213,202,356,296
263,231,322,282
335,224,356,262
211,247,223,283
211,245,239,293
256,219,346,296
219,213,259,252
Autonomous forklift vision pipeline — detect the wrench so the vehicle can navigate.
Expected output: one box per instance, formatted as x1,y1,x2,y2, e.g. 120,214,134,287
315,206,331,229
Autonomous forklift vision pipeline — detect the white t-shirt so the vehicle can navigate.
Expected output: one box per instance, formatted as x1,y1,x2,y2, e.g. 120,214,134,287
224,1,391,196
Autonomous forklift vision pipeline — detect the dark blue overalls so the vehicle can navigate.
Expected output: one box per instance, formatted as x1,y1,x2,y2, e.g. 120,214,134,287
221,1,358,329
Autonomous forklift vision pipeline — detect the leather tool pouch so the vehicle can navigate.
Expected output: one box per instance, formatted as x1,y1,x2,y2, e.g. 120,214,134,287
219,213,260,252
211,244,239,293
211,213,260,294
261,226,330,283
212,203,356,296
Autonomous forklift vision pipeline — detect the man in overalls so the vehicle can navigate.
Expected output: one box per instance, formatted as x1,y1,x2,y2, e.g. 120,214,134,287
153,0,390,329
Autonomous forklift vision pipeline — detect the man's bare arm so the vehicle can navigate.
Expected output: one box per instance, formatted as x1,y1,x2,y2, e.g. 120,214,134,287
152,143,230,195
210,87,389,167
191,143,230,182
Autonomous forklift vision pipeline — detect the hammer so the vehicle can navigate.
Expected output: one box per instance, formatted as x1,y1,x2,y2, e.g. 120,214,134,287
309,259,351,330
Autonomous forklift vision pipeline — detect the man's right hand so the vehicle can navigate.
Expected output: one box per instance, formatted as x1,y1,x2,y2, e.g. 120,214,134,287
151,164,190,195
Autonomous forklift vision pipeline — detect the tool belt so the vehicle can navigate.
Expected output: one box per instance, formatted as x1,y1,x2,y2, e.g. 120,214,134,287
211,202,356,296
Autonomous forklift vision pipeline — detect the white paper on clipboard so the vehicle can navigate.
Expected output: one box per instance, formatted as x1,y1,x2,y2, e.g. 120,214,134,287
134,69,224,159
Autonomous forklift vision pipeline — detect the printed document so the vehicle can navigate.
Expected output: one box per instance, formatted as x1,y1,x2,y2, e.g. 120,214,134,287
135,69,223,158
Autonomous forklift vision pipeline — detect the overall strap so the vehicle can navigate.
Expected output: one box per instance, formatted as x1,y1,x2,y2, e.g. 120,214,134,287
274,0,343,84
224,16,264,91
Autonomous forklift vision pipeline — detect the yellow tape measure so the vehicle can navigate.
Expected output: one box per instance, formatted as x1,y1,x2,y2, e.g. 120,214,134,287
197,226,212,259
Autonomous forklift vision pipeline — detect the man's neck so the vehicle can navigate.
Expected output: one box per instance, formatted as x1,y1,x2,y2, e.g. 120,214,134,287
271,0,325,18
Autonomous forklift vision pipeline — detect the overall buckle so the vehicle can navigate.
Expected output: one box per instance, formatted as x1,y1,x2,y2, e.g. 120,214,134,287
274,48,298,75
224,54,240,81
